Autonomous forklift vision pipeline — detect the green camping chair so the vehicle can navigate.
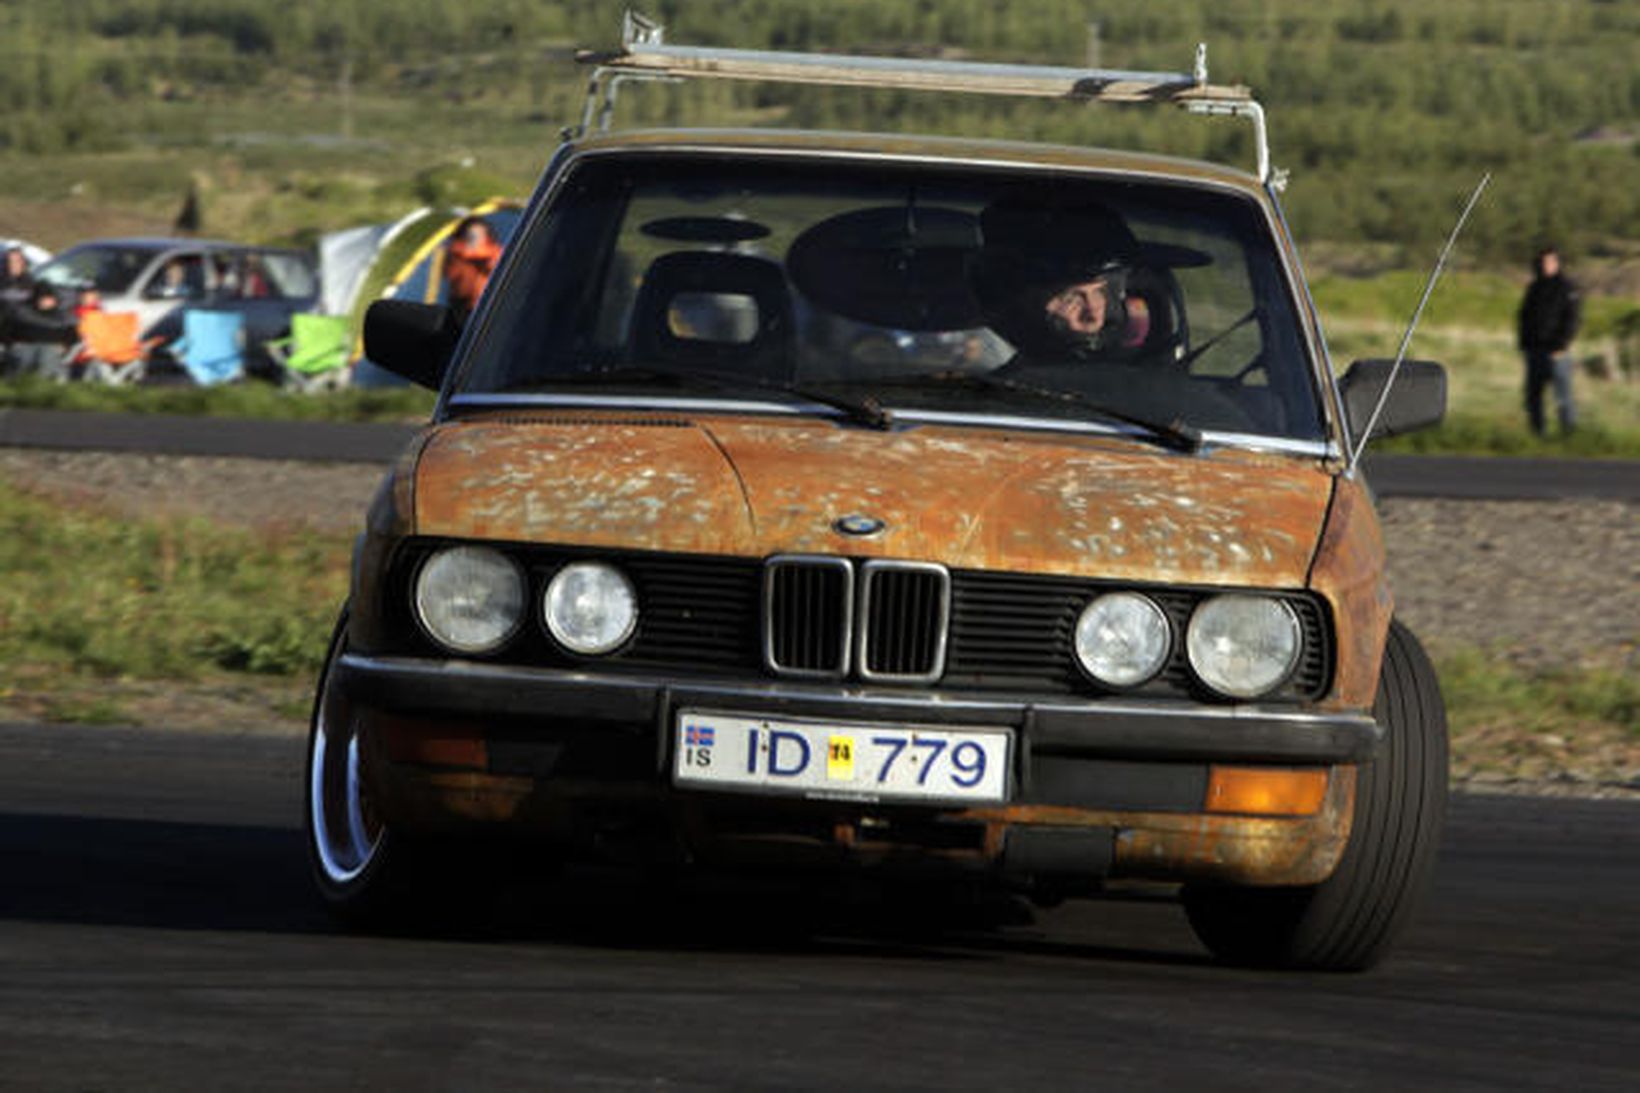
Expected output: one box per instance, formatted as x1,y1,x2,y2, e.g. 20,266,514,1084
265,313,353,392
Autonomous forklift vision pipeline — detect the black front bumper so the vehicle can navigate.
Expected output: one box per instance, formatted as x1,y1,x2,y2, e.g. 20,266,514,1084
335,653,1374,886
335,652,1381,769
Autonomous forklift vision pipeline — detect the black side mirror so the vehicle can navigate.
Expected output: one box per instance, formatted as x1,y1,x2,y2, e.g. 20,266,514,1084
363,300,461,391
1339,358,1447,440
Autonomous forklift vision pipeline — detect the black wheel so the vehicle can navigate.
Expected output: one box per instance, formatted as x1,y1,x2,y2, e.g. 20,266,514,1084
304,609,431,928
1183,619,1448,971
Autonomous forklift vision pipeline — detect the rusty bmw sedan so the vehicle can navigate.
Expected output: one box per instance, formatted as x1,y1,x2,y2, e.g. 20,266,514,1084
305,21,1450,970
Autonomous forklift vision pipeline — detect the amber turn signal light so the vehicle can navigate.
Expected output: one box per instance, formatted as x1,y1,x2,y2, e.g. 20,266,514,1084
1206,766,1329,817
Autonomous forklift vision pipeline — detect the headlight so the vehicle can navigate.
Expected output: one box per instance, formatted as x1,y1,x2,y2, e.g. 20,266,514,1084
1074,592,1171,687
413,546,525,655
543,562,637,655
1186,595,1302,699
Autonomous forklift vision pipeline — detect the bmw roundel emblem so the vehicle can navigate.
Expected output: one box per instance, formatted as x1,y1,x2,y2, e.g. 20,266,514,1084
834,514,886,537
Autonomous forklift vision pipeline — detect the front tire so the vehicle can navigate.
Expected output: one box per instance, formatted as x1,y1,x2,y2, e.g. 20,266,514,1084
1183,619,1448,970
304,609,427,928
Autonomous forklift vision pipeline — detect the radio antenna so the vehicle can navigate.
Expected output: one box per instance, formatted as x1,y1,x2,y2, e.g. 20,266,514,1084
1347,173,1491,473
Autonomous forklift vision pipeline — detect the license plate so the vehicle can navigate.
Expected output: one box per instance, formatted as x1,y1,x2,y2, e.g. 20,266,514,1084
673,710,1010,804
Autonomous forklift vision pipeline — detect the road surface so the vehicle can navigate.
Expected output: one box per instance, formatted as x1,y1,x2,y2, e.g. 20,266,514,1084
1,722,1636,1090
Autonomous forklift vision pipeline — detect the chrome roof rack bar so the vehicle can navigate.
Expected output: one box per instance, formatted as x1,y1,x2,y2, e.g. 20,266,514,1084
573,12,1273,184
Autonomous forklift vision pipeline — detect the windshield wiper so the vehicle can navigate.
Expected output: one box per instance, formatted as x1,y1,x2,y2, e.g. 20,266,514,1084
529,365,894,431
887,370,1203,453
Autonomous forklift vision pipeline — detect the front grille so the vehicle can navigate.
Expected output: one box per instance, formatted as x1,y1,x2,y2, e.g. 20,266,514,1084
764,557,852,676
763,557,951,682
386,540,1332,702
859,561,950,682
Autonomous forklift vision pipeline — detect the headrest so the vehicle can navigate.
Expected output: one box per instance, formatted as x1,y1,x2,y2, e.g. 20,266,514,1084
629,251,795,375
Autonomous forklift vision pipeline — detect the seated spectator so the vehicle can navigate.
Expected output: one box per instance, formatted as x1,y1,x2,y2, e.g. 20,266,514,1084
2,282,78,380
211,253,241,299
73,288,104,319
240,253,271,298
154,257,200,299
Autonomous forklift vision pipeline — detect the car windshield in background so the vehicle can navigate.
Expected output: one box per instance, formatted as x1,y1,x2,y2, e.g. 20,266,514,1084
35,245,158,295
458,156,1325,441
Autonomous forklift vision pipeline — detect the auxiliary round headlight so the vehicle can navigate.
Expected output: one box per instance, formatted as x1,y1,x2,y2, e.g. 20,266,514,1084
1186,595,1302,699
543,562,638,655
413,546,526,655
1074,592,1172,688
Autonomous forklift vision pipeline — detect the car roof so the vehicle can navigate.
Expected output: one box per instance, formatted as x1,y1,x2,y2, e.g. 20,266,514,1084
563,128,1266,197
55,238,308,256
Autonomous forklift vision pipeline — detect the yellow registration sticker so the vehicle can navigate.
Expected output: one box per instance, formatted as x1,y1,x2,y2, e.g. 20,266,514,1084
827,735,855,781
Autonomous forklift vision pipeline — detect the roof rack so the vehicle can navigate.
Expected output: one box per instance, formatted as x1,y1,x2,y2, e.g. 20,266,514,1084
572,11,1277,186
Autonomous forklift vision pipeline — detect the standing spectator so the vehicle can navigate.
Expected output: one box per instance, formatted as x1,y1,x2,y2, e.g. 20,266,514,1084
0,245,35,352
1,245,34,309
1,282,78,380
1516,245,1581,437
444,216,503,325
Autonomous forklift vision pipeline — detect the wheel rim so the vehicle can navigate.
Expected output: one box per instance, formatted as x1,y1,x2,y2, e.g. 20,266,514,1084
308,663,384,886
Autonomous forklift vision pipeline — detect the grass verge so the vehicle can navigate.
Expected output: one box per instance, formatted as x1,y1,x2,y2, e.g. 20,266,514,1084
0,480,350,684
1437,647,1639,786
0,376,435,423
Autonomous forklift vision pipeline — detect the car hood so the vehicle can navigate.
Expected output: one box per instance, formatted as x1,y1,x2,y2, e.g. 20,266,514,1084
412,414,1335,587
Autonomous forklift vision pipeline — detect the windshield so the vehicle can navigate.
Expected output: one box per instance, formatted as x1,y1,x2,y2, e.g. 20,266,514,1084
456,155,1325,441
35,245,159,295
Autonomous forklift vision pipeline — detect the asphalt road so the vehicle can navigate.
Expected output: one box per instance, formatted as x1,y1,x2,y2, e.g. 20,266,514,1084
2,408,1636,500
1,722,1636,1090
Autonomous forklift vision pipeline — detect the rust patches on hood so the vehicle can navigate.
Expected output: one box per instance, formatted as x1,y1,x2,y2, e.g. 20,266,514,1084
414,416,755,553
412,413,1335,586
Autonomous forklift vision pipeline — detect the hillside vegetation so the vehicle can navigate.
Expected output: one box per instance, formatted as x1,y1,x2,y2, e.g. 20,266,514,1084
1,0,1637,272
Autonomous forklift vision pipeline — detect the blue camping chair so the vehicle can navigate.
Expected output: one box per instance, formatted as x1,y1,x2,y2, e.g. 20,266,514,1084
170,308,245,386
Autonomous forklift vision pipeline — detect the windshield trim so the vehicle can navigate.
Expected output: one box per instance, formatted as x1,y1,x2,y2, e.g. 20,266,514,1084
445,392,1339,458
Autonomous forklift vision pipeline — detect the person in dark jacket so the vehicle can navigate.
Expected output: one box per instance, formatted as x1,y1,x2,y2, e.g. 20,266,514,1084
1,245,33,307
0,246,34,346
1,281,78,380
1516,245,1581,437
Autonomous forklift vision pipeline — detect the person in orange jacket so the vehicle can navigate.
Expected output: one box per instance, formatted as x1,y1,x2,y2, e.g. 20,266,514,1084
444,216,503,325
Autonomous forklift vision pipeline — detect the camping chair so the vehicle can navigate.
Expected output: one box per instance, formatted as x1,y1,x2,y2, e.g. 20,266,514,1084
170,308,246,386
264,313,352,392
73,310,159,385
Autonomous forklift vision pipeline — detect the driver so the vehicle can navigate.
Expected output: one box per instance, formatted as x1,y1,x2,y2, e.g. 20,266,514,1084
1043,271,1125,351
970,198,1146,368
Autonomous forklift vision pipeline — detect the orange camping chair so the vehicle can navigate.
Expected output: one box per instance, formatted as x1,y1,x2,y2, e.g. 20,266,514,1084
73,311,159,385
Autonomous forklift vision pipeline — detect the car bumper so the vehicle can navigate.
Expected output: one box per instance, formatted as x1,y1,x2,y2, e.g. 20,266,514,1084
335,653,1379,888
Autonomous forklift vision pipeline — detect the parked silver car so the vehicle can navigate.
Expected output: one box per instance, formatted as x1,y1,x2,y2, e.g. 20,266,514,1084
32,238,318,378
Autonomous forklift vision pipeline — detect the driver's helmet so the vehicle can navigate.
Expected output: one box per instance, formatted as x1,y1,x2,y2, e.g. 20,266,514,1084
969,198,1140,361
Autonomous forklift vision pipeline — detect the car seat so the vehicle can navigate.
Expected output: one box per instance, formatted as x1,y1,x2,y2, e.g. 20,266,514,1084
627,251,796,380
1116,265,1188,364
